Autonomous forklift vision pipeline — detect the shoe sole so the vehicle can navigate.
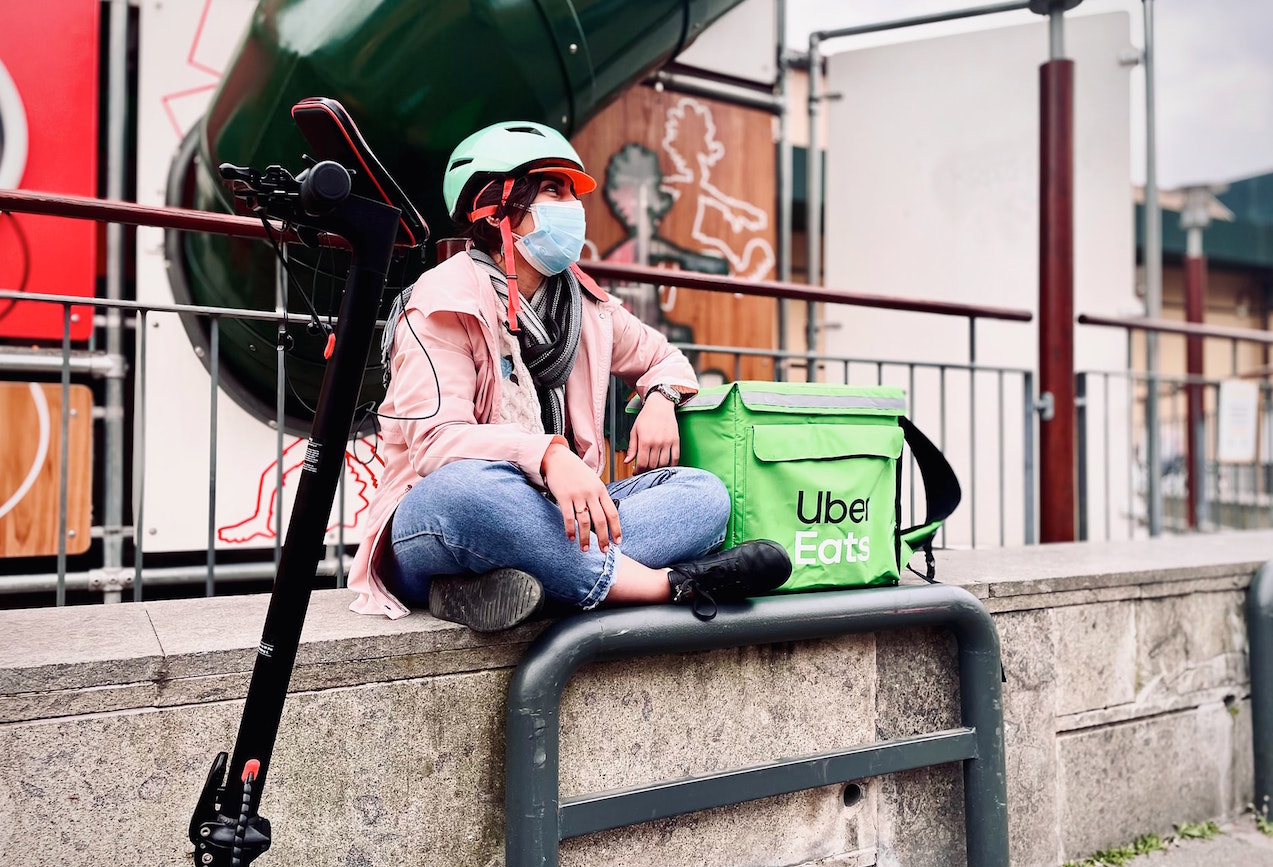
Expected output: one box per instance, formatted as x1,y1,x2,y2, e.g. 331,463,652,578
428,568,544,633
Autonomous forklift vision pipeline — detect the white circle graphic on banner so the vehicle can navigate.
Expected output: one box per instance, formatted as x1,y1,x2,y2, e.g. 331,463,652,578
0,58,29,189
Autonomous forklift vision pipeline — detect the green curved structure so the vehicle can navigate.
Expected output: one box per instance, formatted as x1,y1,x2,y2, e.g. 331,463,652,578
168,0,743,431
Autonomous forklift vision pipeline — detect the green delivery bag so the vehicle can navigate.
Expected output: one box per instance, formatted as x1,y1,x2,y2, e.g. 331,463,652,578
672,382,960,592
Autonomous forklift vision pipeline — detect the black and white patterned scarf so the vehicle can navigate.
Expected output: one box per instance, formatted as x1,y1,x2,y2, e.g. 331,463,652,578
470,249,582,437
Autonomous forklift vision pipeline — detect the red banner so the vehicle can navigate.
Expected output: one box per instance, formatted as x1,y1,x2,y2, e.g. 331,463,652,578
0,0,100,341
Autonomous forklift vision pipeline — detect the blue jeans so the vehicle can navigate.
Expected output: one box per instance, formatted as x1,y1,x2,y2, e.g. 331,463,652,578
385,460,729,609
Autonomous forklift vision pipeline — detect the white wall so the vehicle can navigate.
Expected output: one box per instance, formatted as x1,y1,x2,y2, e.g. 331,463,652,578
821,13,1138,547
677,0,776,84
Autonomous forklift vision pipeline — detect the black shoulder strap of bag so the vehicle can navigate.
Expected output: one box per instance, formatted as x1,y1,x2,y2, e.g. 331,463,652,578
898,416,961,582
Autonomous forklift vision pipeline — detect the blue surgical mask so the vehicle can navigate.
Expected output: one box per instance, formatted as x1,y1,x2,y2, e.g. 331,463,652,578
514,200,587,276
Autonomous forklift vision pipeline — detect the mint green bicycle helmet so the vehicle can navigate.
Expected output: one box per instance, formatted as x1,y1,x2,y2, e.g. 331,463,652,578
442,121,596,332
443,120,596,222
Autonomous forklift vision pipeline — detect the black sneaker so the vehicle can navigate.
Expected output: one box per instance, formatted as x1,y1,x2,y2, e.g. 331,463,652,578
667,540,792,621
427,568,544,632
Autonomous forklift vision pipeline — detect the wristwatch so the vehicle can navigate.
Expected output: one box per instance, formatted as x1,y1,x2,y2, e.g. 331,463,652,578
648,384,685,407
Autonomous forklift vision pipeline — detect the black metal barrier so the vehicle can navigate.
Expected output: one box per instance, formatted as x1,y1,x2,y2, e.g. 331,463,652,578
1250,560,1273,819
505,584,1010,866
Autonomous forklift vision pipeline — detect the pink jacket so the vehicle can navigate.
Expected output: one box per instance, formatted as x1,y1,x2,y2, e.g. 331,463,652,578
347,253,699,618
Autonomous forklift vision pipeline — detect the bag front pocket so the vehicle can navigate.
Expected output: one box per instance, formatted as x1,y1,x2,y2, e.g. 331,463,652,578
742,423,903,592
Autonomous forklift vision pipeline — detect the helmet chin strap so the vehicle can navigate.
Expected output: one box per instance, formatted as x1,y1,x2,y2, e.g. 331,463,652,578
468,177,521,332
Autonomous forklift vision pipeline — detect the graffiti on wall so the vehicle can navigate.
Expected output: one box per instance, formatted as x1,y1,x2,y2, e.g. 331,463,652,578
217,436,381,545
591,96,776,341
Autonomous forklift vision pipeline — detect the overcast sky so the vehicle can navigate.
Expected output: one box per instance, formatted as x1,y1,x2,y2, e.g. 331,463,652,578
784,0,1273,189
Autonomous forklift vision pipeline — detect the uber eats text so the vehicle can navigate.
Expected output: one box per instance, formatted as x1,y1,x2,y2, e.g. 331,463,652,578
793,490,870,565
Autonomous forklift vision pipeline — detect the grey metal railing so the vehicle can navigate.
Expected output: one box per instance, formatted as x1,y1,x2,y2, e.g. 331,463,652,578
0,285,352,603
1077,314,1273,539
2,188,1040,604
1250,560,1273,822
3,285,1036,604
1077,370,1272,539
660,342,1037,549
504,584,1009,866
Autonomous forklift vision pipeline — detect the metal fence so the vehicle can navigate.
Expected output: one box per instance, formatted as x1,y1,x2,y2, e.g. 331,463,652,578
1,263,1036,604
1077,315,1273,539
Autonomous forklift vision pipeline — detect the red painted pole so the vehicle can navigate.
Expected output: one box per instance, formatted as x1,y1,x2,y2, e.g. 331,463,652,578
1184,252,1207,527
1039,58,1076,543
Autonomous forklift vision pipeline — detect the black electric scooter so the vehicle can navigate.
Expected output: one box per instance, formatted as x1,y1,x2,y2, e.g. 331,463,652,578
187,98,427,867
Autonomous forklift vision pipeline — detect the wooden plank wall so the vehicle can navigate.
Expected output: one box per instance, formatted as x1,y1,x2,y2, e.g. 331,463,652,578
573,87,779,383
0,383,93,557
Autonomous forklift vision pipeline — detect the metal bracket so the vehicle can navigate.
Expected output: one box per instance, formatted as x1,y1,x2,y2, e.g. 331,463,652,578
1036,391,1055,422
88,567,134,594
1118,48,1144,67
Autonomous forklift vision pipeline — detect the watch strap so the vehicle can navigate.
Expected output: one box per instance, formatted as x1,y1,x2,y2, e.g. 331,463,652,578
650,384,686,406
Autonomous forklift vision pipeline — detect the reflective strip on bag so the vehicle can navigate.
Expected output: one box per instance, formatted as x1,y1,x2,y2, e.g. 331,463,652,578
678,389,906,412
739,390,906,411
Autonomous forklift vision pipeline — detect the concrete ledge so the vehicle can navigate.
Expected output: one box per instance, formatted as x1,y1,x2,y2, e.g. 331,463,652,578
2,530,1269,866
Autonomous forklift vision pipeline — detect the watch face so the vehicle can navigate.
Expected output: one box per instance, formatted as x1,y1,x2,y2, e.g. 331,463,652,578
0,58,28,188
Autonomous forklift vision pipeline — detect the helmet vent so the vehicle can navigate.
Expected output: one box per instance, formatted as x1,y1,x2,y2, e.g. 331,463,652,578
505,126,547,136
449,157,474,171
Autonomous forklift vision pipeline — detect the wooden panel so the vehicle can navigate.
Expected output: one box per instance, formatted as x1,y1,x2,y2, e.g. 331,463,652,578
0,383,93,557
574,86,779,382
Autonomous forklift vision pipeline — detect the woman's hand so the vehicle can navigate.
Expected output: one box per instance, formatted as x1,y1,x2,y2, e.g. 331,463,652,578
541,442,622,553
625,391,680,472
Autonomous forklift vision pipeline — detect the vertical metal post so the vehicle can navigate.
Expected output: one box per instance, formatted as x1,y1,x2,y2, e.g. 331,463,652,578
806,34,822,360
132,310,147,600
1127,334,1135,538
1103,372,1112,540
909,364,917,528
614,383,623,476
1143,0,1164,536
1212,383,1222,526
1248,561,1273,819
103,0,130,603
1180,186,1213,529
1076,372,1088,540
57,305,72,606
776,0,791,376
1048,5,1065,56
207,316,219,597
1038,16,1076,542
940,366,948,548
1024,371,1036,544
998,370,1005,546
275,256,287,566
969,319,977,548
337,461,347,588
1266,384,1272,529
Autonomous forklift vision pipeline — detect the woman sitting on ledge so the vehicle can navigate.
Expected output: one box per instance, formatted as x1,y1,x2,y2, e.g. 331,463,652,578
347,120,790,631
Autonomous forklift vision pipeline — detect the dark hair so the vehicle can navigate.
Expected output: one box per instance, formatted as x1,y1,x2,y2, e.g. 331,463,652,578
455,173,541,252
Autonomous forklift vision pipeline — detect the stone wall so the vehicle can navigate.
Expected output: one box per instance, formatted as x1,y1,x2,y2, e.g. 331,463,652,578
1,531,1268,866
